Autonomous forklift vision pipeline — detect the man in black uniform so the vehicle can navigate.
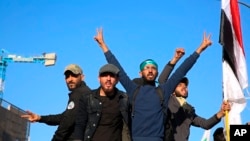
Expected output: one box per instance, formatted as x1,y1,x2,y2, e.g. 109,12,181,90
21,64,91,141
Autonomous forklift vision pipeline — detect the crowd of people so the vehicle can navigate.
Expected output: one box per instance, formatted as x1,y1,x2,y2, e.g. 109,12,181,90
21,28,232,141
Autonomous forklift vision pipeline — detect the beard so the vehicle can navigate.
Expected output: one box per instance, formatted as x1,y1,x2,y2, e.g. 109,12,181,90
146,73,156,80
102,87,116,97
141,71,158,82
142,74,156,81
174,91,188,98
67,82,81,91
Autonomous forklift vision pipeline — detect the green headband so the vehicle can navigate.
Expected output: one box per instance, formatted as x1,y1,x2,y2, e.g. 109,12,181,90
140,59,158,71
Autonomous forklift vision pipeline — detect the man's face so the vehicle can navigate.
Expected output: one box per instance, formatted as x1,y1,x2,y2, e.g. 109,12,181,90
65,71,83,91
174,82,188,98
99,72,118,94
140,64,158,81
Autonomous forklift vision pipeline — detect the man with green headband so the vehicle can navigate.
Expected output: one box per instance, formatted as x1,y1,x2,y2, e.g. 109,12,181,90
133,48,185,85
94,27,212,141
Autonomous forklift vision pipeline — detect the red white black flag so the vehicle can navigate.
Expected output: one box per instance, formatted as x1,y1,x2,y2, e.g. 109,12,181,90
219,0,248,124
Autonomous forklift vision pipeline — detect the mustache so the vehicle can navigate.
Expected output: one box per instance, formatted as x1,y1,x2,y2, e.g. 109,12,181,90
147,73,154,76
68,82,76,85
105,81,113,85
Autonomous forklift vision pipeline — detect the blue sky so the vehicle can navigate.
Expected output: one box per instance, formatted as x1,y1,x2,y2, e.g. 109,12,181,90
0,0,250,140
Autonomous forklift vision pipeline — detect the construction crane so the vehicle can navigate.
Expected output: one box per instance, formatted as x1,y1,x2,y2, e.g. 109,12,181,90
0,49,57,99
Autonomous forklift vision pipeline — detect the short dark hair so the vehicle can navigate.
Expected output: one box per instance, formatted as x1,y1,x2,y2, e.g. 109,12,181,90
213,127,225,141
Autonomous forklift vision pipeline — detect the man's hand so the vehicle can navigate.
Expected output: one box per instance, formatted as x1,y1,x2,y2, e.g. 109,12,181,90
21,110,41,122
196,32,212,54
170,48,185,65
94,27,109,52
216,101,231,119
94,27,104,46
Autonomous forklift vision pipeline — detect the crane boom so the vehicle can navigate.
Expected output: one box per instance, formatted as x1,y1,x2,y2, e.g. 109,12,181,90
0,49,56,99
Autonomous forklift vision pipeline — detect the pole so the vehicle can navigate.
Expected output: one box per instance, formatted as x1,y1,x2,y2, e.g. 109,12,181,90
225,110,230,141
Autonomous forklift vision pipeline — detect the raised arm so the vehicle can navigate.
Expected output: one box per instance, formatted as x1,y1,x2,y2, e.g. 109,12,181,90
161,32,212,106
158,48,185,84
94,27,137,96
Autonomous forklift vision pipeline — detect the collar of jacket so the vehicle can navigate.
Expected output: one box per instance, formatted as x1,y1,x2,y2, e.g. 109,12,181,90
68,81,88,96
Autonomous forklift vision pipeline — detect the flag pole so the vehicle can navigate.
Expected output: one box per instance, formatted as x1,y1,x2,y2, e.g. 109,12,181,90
225,110,230,141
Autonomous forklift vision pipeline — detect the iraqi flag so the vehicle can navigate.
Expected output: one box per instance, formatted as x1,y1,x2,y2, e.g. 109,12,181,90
219,0,248,125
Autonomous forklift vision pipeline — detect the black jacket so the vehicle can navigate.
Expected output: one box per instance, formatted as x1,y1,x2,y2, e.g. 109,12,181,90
73,87,130,141
39,81,91,141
